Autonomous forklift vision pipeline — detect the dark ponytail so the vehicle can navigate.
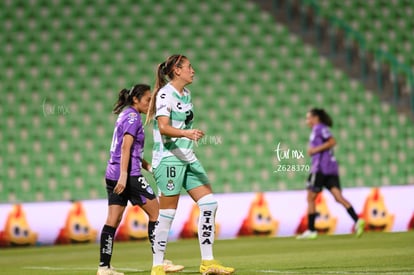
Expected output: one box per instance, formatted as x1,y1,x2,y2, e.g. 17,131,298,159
309,108,333,127
113,84,151,114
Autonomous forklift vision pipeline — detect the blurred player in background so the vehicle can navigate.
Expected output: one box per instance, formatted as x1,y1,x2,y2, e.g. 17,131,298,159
146,54,235,275
98,84,182,275
297,108,365,240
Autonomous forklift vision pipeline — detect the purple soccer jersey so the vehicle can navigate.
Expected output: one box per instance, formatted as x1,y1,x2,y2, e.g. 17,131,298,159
309,123,338,175
105,107,145,180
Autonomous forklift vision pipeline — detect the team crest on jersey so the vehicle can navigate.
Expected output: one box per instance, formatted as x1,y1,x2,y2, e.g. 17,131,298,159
128,112,138,124
166,180,175,191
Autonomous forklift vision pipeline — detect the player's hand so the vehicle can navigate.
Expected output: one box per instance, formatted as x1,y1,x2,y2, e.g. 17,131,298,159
185,129,204,141
114,174,127,195
307,147,317,156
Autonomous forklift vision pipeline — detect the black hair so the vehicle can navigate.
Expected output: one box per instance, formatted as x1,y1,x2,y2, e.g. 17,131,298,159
309,108,333,127
113,83,151,114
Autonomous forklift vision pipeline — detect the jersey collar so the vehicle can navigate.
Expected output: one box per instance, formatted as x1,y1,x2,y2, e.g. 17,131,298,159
168,82,189,99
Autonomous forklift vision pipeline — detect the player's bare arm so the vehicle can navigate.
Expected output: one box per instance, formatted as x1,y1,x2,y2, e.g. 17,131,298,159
308,137,336,156
114,134,134,194
157,116,204,141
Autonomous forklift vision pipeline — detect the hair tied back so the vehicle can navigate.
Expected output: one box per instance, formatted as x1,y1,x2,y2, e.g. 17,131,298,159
160,62,167,75
129,85,135,96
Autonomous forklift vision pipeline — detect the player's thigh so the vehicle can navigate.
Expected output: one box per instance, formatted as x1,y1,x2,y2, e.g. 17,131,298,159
140,198,159,221
326,175,341,191
154,162,186,196
306,172,324,193
128,175,157,206
106,204,126,227
184,161,209,190
326,176,346,201
307,188,318,202
185,161,211,201
106,178,128,206
187,184,212,202
159,194,180,209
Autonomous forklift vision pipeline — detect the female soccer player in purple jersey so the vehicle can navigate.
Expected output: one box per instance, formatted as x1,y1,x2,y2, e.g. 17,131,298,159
98,85,183,275
97,84,158,275
297,108,365,240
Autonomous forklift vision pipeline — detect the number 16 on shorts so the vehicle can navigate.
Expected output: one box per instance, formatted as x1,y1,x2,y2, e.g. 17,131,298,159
166,166,176,178
166,166,176,191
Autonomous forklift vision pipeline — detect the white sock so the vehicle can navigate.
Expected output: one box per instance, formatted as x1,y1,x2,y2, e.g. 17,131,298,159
152,209,176,266
197,194,218,261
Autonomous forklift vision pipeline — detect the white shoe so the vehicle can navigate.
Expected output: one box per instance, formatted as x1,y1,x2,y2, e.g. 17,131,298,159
296,230,318,240
97,266,124,275
163,259,184,273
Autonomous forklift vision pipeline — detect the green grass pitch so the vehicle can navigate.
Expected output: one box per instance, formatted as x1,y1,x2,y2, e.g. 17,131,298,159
0,232,413,274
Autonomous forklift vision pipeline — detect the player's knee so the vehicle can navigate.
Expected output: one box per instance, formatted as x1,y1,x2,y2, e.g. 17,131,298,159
147,211,159,222
307,192,317,203
197,194,218,211
333,194,345,204
142,201,159,221
159,208,177,220
105,214,123,228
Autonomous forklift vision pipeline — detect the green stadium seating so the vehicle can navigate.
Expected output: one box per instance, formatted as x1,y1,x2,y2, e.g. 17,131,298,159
0,0,413,202
313,0,414,69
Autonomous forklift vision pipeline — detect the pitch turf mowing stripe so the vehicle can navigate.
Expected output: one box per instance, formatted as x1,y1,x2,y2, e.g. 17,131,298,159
0,232,412,275
23,266,145,272
257,270,414,274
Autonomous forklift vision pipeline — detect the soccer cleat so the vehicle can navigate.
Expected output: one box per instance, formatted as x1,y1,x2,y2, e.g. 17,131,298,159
199,259,235,275
355,218,365,237
163,259,184,273
151,265,166,275
97,266,124,275
296,230,318,240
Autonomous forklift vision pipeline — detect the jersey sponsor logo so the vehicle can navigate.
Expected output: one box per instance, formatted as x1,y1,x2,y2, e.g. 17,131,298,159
128,112,138,124
200,210,213,244
185,110,194,125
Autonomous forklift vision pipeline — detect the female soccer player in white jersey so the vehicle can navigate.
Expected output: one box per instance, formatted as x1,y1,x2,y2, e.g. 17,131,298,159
146,54,235,275
297,108,365,240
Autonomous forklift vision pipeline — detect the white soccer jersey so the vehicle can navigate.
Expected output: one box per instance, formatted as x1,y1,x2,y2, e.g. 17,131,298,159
152,83,197,168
